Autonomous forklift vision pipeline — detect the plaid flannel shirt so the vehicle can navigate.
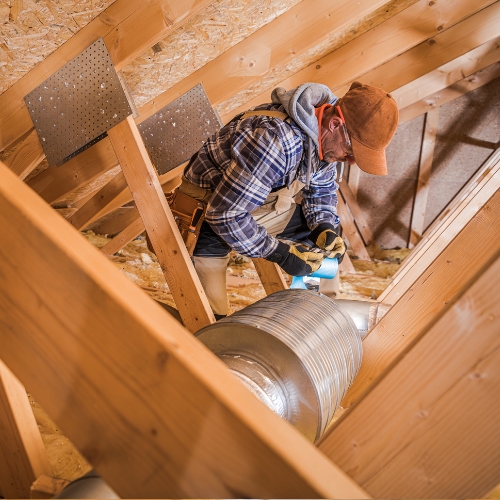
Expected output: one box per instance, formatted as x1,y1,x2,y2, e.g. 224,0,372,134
184,103,340,258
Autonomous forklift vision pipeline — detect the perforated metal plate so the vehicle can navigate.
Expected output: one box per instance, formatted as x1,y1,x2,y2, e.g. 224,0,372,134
24,38,133,166
138,83,223,175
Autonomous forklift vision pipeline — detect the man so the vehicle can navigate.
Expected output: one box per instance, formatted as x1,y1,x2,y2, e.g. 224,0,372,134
179,81,398,318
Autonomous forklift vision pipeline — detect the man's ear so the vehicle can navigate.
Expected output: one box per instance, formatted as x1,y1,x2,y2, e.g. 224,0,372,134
327,116,342,132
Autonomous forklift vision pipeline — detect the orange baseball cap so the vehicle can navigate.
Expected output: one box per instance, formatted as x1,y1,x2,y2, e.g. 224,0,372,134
338,81,399,175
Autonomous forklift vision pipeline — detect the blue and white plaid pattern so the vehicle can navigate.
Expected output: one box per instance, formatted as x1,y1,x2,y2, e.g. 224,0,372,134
184,104,340,258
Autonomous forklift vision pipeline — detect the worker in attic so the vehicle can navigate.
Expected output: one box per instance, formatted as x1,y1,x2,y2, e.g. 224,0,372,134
166,81,399,319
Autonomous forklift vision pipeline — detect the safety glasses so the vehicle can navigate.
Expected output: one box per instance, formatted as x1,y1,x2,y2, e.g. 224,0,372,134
336,105,356,165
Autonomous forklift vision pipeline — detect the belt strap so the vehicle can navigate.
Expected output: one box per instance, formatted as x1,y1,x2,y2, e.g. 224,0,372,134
241,109,290,121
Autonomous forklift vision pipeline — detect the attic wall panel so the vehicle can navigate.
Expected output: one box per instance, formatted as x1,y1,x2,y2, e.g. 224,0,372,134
355,115,424,248
355,78,500,249
424,77,500,228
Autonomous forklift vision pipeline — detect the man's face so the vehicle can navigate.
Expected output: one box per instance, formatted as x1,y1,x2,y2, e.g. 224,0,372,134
321,116,356,165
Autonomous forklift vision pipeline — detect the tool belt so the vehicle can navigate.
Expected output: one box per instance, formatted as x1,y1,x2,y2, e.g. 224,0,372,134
146,190,206,256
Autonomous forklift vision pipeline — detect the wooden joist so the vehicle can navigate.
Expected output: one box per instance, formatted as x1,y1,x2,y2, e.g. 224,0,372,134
319,249,500,498
379,151,500,305
0,0,218,153
399,60,500,124
101,217,146,257
0,159,368,499
107,117,214,332
224,0,500,120
393,35,500,113
341,186,500,408
92,207,140,236
27,137,119,205
4,130,45,181
0,361,52,499
408,107,439,247
67,172,129,231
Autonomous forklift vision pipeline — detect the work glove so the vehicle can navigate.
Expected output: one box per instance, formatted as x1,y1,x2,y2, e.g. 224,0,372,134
309,223,346,263
266,241,324,276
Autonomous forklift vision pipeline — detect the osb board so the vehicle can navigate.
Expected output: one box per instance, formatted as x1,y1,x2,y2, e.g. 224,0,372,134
0,0,116,95
214,0,418,117
122,0,304,108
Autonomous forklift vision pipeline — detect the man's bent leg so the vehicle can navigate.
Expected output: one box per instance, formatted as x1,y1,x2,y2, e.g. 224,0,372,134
193,255,230,319
192,221,231,319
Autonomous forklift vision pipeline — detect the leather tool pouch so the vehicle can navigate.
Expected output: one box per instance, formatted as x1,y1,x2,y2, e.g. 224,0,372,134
146,190,206,256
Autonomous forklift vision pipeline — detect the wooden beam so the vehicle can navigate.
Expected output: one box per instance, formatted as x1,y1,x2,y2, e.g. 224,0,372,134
408,107,439,248
27,137,119,205
137,0,388,123
347,164,361,199
4,130,45,181
107,117,214,332
392,36,500,112
0,361,51,499
252,259,288,295
101,217,145,256
0,0,217,152
379,153,500,305
92,207,139,236
225,0,500,121
67,171,128,231
340,187,500,408
319,249,500,498
337,196,371,261
339,252,356,274
0,160,368,499
399,60,500,124
339,180,374,246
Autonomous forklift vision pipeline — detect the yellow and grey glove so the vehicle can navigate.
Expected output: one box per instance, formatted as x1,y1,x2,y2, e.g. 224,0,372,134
309,223,346,263
266,242,324,276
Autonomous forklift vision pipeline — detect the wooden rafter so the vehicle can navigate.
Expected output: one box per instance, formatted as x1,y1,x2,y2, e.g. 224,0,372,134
399,60,500,124
319,249,500,498
341,185,500,408
224,0,500,120
0,159,368,499
137,0,388,123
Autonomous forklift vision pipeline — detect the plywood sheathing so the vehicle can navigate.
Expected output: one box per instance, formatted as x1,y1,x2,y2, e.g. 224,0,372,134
121,0,416,114
0,0,116,95
214,0,417,117
121,0,304,108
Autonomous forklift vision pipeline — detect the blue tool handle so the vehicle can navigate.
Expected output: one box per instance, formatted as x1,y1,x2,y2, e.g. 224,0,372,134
290,257,338,289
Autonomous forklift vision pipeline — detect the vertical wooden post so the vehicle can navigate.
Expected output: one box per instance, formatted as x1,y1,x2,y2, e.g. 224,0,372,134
339,180,374,246
107,117,214,331
408,108,439,248
0,361,52,499
252,259,288,294
337,196,371,261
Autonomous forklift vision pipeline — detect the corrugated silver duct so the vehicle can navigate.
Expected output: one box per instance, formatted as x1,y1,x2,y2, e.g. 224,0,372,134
55,470,119,499
196,289,363,442
335,299,392,340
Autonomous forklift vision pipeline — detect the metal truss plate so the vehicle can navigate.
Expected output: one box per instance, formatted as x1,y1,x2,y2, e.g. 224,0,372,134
24,38,132,166
138,83,223,175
